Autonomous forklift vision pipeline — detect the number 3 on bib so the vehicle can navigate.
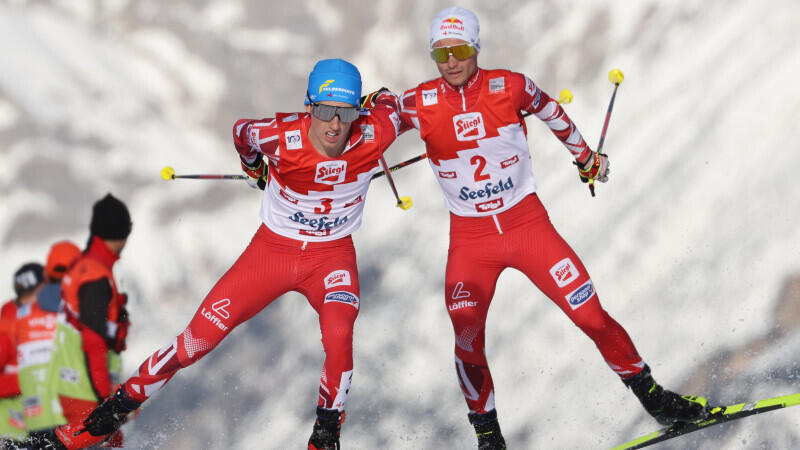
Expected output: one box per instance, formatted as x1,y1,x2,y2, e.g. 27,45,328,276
314,198,333,214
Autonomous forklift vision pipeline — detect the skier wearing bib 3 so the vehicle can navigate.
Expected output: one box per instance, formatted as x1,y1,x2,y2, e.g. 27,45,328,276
397,6,710,448
40,59,403,450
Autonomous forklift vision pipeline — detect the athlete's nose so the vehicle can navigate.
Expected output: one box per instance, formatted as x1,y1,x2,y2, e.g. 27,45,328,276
447,54,459,68
329,115,342,132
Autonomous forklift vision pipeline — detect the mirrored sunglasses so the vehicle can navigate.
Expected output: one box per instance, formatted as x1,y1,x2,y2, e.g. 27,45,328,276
310,103,360,122
430,44,477,63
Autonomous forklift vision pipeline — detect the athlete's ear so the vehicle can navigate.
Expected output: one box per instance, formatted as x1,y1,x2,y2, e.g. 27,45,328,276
305,104,313,114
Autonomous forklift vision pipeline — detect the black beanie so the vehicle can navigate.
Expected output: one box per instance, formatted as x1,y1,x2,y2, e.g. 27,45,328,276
90,193,132,240
14,262,44,297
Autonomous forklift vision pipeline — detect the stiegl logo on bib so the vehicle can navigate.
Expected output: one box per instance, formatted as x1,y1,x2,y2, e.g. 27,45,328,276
315,160,347,185
453,112,486,141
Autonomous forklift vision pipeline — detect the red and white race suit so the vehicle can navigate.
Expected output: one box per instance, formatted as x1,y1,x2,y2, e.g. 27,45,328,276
242,108,401,241
119,94,402,414
399,69,645,414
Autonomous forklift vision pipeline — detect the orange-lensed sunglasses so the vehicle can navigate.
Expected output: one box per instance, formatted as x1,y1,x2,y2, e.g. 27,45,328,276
430,44,477,63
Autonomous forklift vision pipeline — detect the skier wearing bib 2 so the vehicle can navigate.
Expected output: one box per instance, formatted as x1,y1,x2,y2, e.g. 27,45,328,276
397,6,710,449
40,59,403,450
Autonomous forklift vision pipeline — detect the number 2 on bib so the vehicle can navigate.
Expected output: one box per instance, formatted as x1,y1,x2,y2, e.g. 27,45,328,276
470,155,490,182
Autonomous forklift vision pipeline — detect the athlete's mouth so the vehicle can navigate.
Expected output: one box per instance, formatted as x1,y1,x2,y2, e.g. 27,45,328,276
324,131,339,142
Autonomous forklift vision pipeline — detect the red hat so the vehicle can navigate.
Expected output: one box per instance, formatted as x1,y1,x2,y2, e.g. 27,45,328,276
45,240,81,281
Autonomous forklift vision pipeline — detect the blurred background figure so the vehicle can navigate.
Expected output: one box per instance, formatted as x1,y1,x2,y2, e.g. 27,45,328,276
1,263,45,447
40,241,81,312
18,241,81,444
43,194,132,448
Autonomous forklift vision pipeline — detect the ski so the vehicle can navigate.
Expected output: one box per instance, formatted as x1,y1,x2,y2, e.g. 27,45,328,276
612,392,800,449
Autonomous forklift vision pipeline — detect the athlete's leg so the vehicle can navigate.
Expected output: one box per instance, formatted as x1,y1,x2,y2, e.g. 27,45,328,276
445,240,503,415
122,225,298,403
299,240,360,450
299,240,360,413
507,209,644,378
510,222,711,425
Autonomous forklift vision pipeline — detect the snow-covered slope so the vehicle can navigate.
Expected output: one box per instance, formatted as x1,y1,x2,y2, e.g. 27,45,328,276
1,0,798,448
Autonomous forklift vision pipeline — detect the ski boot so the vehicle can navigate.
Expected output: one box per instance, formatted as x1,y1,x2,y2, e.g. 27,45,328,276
308,407,344,450
35,387,141,450
27,430,68,450
624,365,709,425
468,409,506,450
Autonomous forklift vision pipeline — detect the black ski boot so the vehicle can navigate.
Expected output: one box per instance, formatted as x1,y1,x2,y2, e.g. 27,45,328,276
624,365,709,425
468,409,506,450
308,407,343,450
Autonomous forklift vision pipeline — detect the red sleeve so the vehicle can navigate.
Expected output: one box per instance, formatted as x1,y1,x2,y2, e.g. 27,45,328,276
368,90,413,153
0,372,20,398
398,88,420,131
81,326,111,400
511,72,591,161
0,331,13,368
0,301,16,332
0,332,20,398
232,118,281,165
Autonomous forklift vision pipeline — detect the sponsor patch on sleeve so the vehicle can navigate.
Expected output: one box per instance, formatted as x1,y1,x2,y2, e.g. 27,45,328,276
324,291,360,310
422,89,438,106
285,130,302,150
525,76,536,97
360,124,375,141
489,77,505,93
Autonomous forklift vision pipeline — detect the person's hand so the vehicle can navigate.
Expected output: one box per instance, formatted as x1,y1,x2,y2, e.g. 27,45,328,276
576,151,609,183
360,87,390,109
241,154,267,190
114,308,129,353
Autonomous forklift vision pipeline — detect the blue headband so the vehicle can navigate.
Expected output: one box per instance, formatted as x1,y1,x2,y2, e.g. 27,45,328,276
305,59,362,107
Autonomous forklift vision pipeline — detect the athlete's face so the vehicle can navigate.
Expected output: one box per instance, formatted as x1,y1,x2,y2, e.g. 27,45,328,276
432,38,478,87
305,100,355,157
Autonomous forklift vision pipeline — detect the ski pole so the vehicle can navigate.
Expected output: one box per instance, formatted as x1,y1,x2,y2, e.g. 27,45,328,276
378,156,413,210
371,89,574,180
588,68,624,197
160,166,247,181
370,154,428,180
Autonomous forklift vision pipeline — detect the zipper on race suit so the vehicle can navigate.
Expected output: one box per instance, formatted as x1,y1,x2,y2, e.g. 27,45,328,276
459,82,499,235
